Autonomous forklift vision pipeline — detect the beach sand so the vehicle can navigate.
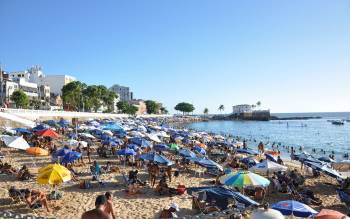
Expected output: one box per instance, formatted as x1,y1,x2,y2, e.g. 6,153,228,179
0,146,348,219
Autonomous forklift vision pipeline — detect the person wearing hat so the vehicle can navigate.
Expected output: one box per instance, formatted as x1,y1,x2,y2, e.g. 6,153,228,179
81,195,109,219
159,203,179,218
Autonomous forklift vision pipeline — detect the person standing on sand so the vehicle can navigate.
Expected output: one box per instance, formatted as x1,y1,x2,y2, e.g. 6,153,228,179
81,195,109,219
104,192,116,219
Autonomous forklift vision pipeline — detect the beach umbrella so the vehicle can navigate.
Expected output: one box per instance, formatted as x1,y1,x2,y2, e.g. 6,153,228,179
140,153,173,166
240,157,259,168
219,171,270,189
26,147,49,156
314,209,347,219
128,144,140,151
61,151,82,164
178,148,196,158
168,143,179,151
54,148,72,157
34,129,60,138
272,200,318,218
318,157,336,163
265,153,278,163
116,148,136,156
193,145,206,155
157,131,170,138
147,134,161,143
32,124,49,132
251,208,285,219
130,137,151,148
236,148,259,155
193,157,223,171
249,160,288,174
154,144,169,151
102,130,113,136
2,136,30,150
79,133,96,139
304,161,344,180
45,120,57,126
57,119,69,127
13,128,31,134
37,164,71,185
332,160,350,171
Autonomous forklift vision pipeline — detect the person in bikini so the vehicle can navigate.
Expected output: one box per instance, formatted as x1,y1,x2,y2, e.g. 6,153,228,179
24,189,50,212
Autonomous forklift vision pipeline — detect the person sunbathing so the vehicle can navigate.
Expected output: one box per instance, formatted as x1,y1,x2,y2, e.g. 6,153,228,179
1,163,17,175
24,189,50,212
16,165,32,181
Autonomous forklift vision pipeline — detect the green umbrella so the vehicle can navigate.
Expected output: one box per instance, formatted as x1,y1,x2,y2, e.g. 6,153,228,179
168,143,179,151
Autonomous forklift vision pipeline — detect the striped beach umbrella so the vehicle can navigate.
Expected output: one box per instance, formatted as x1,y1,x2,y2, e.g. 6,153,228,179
219,171,270,189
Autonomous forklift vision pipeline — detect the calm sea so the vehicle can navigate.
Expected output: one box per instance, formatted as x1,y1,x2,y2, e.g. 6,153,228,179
181,112,350,160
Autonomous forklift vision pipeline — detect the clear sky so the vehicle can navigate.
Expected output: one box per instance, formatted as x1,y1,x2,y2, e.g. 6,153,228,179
1,0,349,114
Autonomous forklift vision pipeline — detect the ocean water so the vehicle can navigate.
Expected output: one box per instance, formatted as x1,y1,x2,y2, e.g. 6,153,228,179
182,112,350,161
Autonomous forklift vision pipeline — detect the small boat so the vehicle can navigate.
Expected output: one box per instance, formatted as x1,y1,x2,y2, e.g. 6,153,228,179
332,120,344,125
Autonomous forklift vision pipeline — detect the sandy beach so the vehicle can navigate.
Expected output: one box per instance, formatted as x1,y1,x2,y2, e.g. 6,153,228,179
0,142,348,219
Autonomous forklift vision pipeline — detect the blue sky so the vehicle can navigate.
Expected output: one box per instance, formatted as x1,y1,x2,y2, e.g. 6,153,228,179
1,0,349,113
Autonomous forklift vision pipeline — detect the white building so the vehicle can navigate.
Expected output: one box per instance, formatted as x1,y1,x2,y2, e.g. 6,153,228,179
9,66,76,96
44,75,75,95
232,104,252,114
2,80,19,103
17,78,39,98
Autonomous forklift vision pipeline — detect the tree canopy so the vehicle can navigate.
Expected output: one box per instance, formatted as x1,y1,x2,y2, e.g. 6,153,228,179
145,100,160,114
62,81,118,112
11,90,29,108
116,101,139,115
174,102,195,114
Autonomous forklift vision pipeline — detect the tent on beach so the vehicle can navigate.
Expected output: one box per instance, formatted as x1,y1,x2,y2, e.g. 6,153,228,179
1,136,30,150
249,159,288,175
187,186,259,210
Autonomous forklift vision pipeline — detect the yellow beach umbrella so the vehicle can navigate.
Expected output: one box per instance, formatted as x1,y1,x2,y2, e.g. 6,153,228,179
26,147,49,156
37,164,71,185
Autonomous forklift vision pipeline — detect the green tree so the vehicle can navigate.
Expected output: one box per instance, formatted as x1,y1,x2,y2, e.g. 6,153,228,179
62,81,86,111
125,104,138,115
145,100,160,114
256,101,261,109
29,98,41,110
203,108,209,117
174,102,195,115
11,90,29,108
117,101,129,113
160,107,168,114
82,85,100,112
218,104,224,113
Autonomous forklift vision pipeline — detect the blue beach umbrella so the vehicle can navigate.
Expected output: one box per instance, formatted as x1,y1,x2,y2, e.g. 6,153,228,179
128,144,140,151
271,200,318,218
193,145,206,155
304,161,344,180
58,119,69,127
13,128,32,134
236,148,259,155
265,153,278,163
54,148,72,157
178,148,196,158
32,124,49,132
139,153,173,165
154,144,169,151
116,148,136,156
61,151,81,164
193,157,223,171
130,137,151,148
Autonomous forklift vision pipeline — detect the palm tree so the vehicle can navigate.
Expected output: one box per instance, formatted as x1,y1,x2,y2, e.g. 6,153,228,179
256,101,261,110
218,105,224,113
203,108,209,117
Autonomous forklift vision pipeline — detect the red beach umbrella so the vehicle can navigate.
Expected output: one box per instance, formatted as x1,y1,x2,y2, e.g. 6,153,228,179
315,209,347,219
34,129,60,138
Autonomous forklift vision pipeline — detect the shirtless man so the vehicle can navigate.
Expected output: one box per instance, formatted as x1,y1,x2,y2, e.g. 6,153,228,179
81,195,109,219
104,192,116,219
24,189,50,212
